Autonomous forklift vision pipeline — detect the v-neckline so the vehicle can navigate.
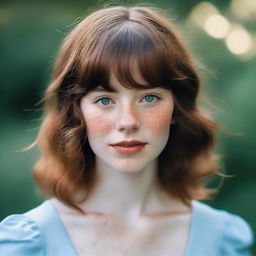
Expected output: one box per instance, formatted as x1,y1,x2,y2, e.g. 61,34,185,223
47,199,199,256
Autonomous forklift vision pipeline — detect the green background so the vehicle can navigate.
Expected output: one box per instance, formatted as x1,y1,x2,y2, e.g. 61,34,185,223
0,0,255,253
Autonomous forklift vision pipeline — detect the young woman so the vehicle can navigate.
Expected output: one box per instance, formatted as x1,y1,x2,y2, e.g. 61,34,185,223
0,5,254,256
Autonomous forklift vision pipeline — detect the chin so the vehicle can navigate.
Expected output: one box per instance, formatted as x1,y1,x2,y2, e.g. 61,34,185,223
111,159,151,173
115,167,144,173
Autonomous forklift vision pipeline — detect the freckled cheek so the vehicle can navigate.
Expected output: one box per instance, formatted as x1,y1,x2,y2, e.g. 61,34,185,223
143,105,173,133
83,112,113,136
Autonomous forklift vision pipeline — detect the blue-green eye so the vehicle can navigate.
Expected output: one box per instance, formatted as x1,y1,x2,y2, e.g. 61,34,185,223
143,95,159,103
97,97,113,105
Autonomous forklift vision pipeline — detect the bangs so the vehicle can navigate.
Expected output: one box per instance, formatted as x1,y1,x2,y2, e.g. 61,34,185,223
79,21,182,94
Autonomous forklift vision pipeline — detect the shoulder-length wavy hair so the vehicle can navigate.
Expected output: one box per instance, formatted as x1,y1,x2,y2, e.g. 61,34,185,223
33,5,222,212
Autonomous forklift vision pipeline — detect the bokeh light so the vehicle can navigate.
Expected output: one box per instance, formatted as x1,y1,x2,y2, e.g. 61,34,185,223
225,26,253,55
189,2,218,28
204,14,230,39
231,0,256,20
189,1,256,59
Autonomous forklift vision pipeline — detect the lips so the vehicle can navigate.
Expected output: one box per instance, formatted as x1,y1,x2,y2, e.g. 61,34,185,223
110,140,147,154
111,140,147,146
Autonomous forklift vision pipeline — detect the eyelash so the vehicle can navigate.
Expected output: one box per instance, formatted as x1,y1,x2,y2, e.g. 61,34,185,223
94,94,161,106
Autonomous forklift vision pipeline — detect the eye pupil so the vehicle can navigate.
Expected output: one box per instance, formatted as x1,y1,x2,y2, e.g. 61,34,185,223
101,98,110,105
145,96,154,102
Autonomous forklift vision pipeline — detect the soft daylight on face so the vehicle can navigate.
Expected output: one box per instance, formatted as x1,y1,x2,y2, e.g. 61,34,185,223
80,70,175,174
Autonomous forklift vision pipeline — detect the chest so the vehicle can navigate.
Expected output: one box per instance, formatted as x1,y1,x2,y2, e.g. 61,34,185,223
61,213,191,256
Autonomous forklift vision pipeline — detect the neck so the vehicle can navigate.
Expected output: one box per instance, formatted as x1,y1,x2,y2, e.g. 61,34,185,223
75,158,189,218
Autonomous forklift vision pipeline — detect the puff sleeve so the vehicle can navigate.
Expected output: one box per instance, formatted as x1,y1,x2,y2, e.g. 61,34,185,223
221,213,254,256
0,214,45,256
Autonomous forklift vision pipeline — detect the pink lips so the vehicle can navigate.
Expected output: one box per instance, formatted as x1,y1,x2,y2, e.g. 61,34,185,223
110,140,147,154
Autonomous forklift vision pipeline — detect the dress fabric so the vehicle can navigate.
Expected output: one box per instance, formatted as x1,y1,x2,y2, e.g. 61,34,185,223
0,199,254,256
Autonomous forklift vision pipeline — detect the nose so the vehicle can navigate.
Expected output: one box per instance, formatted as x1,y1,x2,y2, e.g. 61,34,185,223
116,103,141,133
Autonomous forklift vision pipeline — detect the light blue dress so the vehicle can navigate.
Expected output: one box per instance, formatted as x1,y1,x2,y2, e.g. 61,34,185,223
0,199,254,255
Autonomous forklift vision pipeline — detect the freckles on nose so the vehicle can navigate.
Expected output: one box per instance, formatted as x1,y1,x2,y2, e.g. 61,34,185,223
85,112,112,135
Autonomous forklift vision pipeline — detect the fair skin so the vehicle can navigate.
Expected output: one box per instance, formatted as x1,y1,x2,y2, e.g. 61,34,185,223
51,67,192,256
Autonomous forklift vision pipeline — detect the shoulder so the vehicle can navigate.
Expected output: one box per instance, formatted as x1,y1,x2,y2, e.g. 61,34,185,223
220,210,254,255
0,213,45,256
0,200,57,256
192,201,254,255
0,200,77,256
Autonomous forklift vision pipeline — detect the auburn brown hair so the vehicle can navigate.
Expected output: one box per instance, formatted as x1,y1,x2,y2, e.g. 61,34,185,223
32,5,222,212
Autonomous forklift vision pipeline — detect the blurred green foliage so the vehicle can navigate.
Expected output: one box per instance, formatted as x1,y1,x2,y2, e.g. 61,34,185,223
0,0,255,253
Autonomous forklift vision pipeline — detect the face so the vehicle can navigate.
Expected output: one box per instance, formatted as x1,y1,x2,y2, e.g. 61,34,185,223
80,70,175,173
